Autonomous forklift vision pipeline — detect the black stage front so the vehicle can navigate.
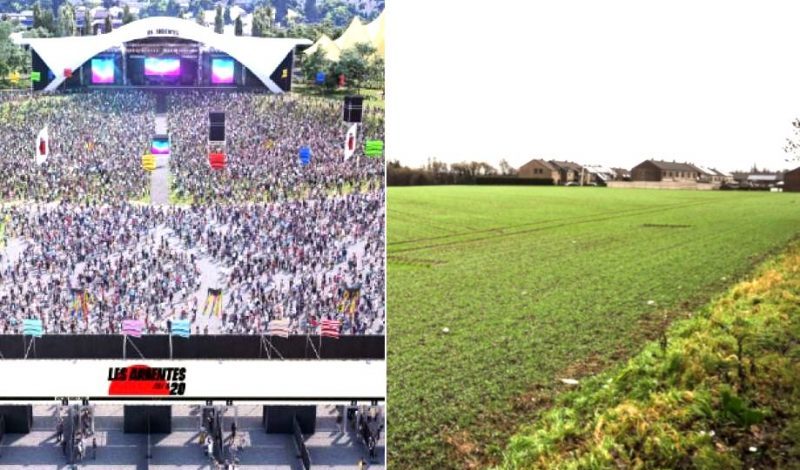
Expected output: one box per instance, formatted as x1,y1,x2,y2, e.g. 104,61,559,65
0,335,384,360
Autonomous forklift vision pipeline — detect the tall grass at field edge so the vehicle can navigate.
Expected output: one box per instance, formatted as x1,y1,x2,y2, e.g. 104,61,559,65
499,242,800,469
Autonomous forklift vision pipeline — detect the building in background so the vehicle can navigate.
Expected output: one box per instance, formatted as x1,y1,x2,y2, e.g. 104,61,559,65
518,158,561,184
630,160,702,182
784,166,800,192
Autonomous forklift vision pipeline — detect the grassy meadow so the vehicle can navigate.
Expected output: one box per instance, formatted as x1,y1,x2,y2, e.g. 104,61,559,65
387,186,800,468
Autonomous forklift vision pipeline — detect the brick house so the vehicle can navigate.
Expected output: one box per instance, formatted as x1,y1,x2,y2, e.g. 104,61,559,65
518,159,560,184
784,166,800,192
631,160,703,182
548,161,585,184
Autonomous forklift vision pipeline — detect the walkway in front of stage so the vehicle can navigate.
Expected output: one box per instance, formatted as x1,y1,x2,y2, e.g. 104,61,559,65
0,404,385,469
150,114,170,206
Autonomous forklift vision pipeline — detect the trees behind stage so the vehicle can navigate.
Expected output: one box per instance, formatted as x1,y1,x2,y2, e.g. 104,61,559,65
301,41,383,93
0,21,27,87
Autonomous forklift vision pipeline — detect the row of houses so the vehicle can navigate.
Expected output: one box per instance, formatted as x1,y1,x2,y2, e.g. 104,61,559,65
517,158,800,190
518,159,628,185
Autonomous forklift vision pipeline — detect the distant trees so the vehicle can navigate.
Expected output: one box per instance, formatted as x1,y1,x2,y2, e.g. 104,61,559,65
213,4,222,33
82,7,91,34
0,21,27,86
56,2,75,36
388,160,506,186
784,119,800,163
302,48,328,82
32,1,55,34
166,0,180,16
317,0,355,27
122,4,135,24
304,0,317,22
499,159,517,176
250,6,271,37
273,0,287,26
303,41,383,92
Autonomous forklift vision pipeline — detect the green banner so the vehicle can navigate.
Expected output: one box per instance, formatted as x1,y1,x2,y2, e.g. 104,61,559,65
365,140,384,157
30,71,41,82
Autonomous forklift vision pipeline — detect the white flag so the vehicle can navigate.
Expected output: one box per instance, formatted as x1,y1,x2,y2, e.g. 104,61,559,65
35,126,48,165
344,123,357,160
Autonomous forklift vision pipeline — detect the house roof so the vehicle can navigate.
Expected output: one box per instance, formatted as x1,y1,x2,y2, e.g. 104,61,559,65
583,164,616,181
550,160,583,172
520,158,557,171
644,160,702,172
747,174,782,182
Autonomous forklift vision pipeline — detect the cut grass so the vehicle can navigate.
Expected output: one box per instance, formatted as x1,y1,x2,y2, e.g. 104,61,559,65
387,186,800,469
498,239,800,468
292,83,385,109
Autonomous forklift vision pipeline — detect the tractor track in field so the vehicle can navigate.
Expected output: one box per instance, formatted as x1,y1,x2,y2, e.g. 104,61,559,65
388,200,714,248
388,199,716,256
389,208,463,234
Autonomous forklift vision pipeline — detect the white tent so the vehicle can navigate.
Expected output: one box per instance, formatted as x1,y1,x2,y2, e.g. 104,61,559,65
18,16,311,92
305,11,385,60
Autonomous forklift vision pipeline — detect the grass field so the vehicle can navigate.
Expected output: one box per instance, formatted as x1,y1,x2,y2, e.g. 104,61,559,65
498,240,800,468
387,186,800,469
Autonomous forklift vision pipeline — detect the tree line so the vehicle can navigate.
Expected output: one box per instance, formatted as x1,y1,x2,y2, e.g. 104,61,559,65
0,0,381,30
387,159,518,186
301,41,383,92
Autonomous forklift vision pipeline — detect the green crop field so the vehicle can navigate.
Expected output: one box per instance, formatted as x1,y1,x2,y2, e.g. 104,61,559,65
387,186,800,469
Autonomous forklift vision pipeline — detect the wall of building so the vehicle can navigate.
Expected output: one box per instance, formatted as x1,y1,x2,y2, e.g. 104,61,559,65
630,161,662,181
607,181,719,190
784,169,800,192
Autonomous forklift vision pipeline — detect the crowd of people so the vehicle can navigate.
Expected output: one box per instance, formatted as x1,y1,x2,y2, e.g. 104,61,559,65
167,91,384,204
0,89,385,337
0,91,153,202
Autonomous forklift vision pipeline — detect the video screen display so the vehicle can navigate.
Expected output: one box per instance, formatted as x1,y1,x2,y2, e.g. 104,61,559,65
151,137,170,155
144,57,181,77
211,58,235,84
91,58,115,84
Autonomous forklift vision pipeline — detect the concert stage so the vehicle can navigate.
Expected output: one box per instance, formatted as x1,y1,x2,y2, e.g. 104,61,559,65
18,17,311,93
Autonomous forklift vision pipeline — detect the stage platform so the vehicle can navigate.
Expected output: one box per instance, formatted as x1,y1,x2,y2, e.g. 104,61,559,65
0,404,384,469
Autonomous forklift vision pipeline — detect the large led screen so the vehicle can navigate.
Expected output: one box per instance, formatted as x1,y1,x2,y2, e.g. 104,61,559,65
211,58,235,84
91,58,115,84
151,137,170,155
144,57,181,77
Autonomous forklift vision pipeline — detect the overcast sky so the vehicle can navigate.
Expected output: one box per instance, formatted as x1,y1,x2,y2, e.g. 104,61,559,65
387,0,800,172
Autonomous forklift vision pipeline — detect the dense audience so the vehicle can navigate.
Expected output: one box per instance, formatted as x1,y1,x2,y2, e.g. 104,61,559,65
0,90,385,336
168,90,384,204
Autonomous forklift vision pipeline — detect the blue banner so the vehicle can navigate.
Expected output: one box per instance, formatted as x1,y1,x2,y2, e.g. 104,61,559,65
23,319,43,338
171,320,191,338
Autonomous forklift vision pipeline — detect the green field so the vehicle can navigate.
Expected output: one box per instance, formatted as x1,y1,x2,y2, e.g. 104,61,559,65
387,186,800,469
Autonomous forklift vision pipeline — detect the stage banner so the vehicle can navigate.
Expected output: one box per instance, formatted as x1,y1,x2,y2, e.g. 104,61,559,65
0,360,385,399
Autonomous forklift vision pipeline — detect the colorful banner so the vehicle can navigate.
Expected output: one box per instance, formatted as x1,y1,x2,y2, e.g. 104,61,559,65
22,319,43,338
364,140,384,157
171,320,191,338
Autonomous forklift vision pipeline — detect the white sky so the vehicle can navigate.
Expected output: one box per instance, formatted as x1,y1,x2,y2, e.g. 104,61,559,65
386,0,800,172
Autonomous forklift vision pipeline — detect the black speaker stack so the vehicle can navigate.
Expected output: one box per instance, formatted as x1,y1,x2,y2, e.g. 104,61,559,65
343,96,364,123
